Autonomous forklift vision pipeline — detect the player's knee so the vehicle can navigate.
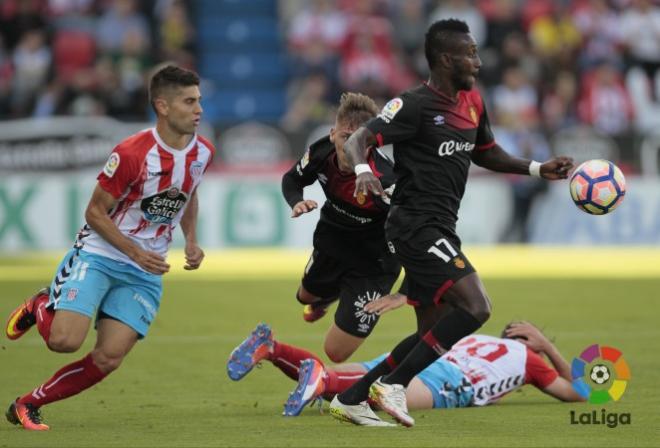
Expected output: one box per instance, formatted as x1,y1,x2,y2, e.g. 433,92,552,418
91,349,124,374
47,331,83,353
324,341,354,363
471,296,492,324
459,294,491,325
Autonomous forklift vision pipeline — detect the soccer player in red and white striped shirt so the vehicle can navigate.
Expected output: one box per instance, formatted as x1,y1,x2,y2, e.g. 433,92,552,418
5,65,215,430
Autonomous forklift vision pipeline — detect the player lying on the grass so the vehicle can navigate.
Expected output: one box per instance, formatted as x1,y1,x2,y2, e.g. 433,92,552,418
227,320,584,422
4,65,214,431
269,92,400,364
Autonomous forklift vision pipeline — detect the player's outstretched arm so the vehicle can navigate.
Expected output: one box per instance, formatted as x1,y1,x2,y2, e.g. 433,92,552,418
344,127,384,197
85,184,170,275
471,145,573,180
180,189,204,270
504,322,585,402
364,293,407,315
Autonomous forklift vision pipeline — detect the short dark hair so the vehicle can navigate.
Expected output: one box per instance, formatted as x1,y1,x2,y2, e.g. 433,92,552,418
336,92,379,127
425,19,471,70
149,65,200,114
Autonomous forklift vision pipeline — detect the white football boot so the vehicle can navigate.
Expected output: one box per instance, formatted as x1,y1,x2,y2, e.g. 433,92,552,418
329,396,395,427
369,377,414,427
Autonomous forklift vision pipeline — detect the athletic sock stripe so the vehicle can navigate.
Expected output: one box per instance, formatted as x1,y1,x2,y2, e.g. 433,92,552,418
43,367,85,391
422,331,447,356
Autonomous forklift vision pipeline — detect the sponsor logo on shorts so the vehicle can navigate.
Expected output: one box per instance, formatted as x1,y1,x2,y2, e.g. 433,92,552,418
387,241,396,254
353,291,381,334
66,288,78,301
133,292,156,321
453,257,466,269
433,115,445,125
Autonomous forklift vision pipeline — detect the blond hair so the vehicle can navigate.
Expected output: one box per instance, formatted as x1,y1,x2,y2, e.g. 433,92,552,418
336,92,379,127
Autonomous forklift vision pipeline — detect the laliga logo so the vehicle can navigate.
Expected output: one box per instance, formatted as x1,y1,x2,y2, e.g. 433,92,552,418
569,344,631,428
571,344,630,403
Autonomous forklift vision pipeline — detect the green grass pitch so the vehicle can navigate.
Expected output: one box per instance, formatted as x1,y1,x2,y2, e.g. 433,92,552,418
0,261,658,447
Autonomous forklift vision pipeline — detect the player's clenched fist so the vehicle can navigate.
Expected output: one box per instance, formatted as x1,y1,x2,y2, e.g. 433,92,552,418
184,242,204,270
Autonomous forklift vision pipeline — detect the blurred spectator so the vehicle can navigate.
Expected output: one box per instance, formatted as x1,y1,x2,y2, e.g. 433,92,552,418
11,28,51,116
0,0,47,49
578,62,634,136
479,0,522,49
280,70,334,133
528,3,581,73
491,65,539,128
0,35,13,115
390,0,428,77
288,0,348,54
156,0,195,67
541,71,579,132
96,0,150,54
429,0,487,45
572,0,623,69
625,67,660,133
496,128,551,243
620,0,660,100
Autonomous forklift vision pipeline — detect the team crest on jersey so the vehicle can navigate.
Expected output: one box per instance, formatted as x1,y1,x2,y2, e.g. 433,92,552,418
167,187,180,198
189,161,204,178
469,106,478,125
378,98,403,123
103,152,120,178
453,257,466,269
356,191,366,205
141,188,188,224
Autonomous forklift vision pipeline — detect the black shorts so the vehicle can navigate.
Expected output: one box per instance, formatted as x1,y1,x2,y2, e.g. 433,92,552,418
301,249,400,338
390,226,475,307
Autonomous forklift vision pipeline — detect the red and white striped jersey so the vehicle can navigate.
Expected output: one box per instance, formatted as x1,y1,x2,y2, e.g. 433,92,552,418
78,128,215,270
443,335,558,406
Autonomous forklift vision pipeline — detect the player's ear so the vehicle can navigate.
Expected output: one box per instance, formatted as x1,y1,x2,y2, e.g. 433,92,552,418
439,52,453,70
153,97,169,116
329,127,336,144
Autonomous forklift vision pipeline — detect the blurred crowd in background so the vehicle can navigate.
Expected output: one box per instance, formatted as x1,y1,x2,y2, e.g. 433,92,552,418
1,0,659,164
0,0,657,244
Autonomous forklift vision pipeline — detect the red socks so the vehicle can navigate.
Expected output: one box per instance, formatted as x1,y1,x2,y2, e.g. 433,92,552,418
33,294,53,344
18,354,107,407
322,369,364,400
269,341,324,381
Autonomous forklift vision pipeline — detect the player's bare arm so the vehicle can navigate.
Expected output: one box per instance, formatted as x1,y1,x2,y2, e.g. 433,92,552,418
471,145,574,180
505,322,585,402
85,184,170,275
180,188,204,270
364,293,407,315
343,126,383,197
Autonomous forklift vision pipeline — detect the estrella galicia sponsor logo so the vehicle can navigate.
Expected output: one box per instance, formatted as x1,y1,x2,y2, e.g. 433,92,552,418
569,344,631,428
438,140,475,157
140,187,187,224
